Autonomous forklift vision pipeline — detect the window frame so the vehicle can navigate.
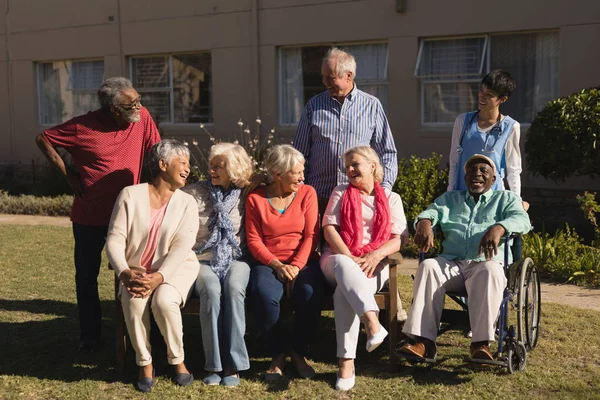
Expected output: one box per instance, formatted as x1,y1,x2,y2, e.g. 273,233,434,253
129,51,213,126
36,58,105,126
278,41,389,126
416,30,558,128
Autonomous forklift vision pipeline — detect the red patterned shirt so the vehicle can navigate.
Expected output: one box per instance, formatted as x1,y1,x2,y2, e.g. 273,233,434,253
42,107,160,226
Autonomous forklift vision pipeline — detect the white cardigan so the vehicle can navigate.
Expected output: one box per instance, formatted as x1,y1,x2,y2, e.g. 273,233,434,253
106,183,200,304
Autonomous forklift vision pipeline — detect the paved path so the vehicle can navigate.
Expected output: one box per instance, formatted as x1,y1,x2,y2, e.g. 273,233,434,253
398,258,600,313
1,214,599,312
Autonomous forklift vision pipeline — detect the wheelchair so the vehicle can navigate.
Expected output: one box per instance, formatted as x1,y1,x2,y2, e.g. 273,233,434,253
397,234,541,374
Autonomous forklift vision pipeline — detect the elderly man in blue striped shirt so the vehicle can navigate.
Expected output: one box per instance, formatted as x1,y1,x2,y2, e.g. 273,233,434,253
293,47,398,214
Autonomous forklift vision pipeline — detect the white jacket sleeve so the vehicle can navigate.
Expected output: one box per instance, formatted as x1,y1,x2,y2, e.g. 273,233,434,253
106,188,132,279
447,115,464,191
504,122,522,197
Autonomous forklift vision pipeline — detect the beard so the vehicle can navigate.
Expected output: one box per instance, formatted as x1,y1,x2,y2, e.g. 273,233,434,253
122,109,141,123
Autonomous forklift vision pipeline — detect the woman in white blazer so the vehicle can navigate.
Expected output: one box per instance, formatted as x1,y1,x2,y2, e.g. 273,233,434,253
106,139,199,392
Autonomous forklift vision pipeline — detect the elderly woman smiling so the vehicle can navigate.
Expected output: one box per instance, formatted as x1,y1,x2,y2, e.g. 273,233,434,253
320,146,407,391
181,142,254,388
106,139,199,392
245,144,324,381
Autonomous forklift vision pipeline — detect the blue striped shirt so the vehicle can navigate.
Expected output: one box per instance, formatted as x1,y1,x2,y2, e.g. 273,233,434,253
293,85,398,199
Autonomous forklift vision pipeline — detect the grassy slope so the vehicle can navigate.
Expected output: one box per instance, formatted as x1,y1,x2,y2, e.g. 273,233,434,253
0,225,599,399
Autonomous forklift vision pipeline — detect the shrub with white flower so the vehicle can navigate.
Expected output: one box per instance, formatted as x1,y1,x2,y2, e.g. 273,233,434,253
184,117,279,183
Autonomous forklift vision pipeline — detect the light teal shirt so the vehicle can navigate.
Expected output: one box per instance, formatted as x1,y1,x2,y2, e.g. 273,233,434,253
416,189,531,263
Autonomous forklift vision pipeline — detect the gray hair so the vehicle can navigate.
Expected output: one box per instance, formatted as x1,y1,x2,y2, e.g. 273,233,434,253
209,142,254,188
263,144,305,182
344,146,384,183
148,139,190,178
323,47,356,79
97,77,134,109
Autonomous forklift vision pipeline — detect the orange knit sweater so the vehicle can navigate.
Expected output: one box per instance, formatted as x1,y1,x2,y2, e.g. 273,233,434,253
245,184,319,269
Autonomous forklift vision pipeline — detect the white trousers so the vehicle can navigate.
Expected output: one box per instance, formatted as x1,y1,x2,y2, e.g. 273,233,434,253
121,283,186,366
321,253,388,359
402,257,506,343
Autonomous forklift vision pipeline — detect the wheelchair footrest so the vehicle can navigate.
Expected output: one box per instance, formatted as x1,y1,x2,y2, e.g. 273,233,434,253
467,357,507,367
395,351,437,364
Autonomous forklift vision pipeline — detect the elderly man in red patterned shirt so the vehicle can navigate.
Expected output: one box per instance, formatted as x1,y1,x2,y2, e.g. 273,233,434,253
36,77,161,352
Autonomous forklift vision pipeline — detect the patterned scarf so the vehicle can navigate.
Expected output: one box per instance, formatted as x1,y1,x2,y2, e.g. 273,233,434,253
339,182,391,257
195,181,242,281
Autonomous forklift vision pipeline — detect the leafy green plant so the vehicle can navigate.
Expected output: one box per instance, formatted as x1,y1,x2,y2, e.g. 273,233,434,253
525,87,600,182
523,224,600,287
393,153,448,256
576,191,600,247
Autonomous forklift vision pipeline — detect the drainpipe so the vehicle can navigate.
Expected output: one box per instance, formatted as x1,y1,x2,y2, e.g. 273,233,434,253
251,0,261,138
4,0,15,159
117,0,124,75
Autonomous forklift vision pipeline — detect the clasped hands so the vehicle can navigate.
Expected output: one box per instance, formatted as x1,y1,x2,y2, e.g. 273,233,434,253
119,269,164,298
272,262,300,298
350,251,384,279
414,219,506,261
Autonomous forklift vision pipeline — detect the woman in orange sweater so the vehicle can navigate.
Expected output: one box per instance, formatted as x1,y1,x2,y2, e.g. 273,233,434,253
245,144,324,381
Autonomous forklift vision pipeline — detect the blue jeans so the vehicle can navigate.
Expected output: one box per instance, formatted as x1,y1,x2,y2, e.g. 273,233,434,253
72,223,108,342
250,259,324,357
195,260,251,372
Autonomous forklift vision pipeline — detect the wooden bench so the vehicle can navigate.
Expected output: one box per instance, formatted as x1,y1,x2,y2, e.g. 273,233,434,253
111,252,403,373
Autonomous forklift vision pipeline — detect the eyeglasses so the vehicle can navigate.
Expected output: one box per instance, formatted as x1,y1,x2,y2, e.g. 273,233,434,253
116,96,142,111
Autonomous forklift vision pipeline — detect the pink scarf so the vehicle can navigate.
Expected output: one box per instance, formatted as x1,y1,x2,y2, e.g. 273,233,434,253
339,182,391,257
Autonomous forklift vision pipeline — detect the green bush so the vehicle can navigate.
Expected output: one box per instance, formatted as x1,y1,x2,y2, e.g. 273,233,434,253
0,191,72,216
393,153,448,256
525,87,600,182
523,225,600,287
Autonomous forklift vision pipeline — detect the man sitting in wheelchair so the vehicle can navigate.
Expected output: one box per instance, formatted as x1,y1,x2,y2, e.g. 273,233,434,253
399,154,530,361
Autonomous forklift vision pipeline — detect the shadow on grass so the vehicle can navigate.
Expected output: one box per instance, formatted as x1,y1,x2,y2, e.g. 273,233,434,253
0,298,117,383
0,298,473,388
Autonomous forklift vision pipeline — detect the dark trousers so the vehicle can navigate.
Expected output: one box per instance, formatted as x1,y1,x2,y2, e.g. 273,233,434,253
250,259,324,357
72,223,108,342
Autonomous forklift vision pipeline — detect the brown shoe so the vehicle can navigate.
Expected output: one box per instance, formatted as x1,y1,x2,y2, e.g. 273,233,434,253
399,342,426,358
399,337,436,359
470,341,494,361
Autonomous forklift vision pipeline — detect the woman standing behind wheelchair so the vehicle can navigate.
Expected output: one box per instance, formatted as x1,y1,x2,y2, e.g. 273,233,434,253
447,69,529,211
182,142,254,388
245,144,324,381
106,139,199,392
320,146,407,391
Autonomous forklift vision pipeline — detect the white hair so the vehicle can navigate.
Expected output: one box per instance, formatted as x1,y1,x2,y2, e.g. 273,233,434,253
209,142,254,188
97,77,134,108
263,145,305,182
148,139,190,178
323,47,356,79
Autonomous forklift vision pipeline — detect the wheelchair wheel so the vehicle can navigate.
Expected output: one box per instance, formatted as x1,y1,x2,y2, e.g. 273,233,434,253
516,257,541,350
507,341,527,373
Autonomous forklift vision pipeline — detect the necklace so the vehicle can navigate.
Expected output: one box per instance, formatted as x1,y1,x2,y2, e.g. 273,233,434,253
266,191,297,214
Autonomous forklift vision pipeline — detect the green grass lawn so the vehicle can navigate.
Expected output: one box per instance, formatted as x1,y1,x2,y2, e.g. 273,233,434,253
1,225,599,399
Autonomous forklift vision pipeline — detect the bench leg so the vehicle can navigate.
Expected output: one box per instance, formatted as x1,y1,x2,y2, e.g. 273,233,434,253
388,266,399,363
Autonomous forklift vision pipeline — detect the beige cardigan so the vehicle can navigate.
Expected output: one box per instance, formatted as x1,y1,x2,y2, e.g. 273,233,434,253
106,183,200,304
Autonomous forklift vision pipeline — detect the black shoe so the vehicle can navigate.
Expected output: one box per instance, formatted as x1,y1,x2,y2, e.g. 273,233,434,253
79,338,103,353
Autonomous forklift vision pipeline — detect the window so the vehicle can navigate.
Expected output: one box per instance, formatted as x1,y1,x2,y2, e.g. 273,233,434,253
130,53,212,124
415,31,559,125
37,60,104,124
280,43,388,124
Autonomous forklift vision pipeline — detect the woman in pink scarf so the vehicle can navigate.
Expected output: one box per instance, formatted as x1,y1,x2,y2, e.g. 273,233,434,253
321,146,407,391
